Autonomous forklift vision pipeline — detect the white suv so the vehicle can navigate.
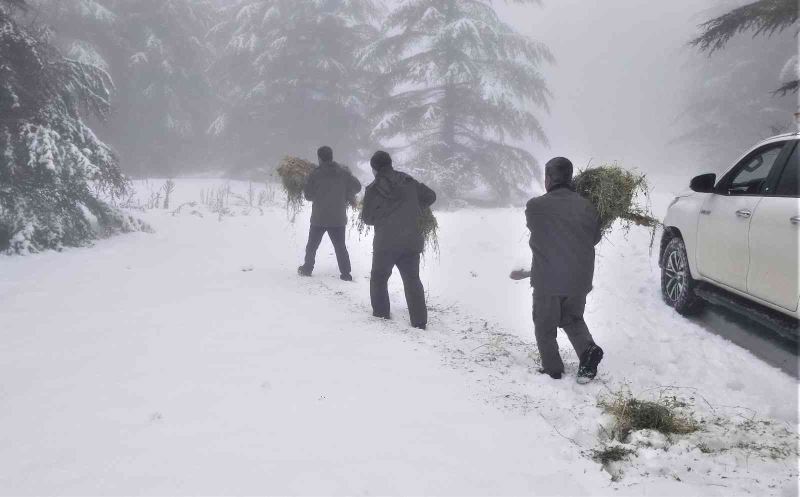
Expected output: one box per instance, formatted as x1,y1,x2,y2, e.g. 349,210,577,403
660,132,799,335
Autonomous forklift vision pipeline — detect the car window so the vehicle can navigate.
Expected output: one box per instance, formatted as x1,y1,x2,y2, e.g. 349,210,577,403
775,142,798,197
724,143,784,195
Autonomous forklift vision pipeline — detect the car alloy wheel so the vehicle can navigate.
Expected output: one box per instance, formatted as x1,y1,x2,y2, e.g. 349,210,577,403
664,248,688,304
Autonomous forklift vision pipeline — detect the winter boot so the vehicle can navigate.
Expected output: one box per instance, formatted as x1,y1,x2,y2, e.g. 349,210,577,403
577,344,604,384
340,273,353,282
537,368,562,380
297,265,312,277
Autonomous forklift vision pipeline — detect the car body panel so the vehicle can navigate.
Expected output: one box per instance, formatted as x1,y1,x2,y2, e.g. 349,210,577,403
662,192,706,279
747,196,800,311
696,194,761,291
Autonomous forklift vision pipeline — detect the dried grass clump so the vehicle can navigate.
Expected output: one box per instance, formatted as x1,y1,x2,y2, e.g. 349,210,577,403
591,445,635,464
572,165,659,237
276,156,314,220
419,207,439,255
600,393,698,441
351,203,440,256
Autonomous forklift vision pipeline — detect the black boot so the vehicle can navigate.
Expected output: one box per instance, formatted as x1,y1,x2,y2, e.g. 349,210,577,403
340,273,353,282
537,368,562,380
577,344,604,384
298,265,312,277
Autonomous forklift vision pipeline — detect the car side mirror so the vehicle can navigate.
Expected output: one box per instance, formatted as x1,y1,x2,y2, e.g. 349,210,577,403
690,173,716,193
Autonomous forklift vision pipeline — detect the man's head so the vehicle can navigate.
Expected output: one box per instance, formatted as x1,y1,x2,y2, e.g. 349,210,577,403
317,146,333,163
370,150,393,176
544,157,573,192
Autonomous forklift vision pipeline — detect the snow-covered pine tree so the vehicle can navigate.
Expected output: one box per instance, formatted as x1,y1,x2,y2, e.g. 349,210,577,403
691,0,798,95
109,0,217,175
360,0,552,203
0,0,142,254
208,0,382,175
676,0,798,171
676,29,797,170
32,0,217,176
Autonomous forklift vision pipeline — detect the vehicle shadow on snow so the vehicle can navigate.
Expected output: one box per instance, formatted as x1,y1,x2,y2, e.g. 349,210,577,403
690,305,799,379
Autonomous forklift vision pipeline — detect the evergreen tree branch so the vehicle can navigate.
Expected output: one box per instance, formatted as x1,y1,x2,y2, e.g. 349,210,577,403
691,0,798,53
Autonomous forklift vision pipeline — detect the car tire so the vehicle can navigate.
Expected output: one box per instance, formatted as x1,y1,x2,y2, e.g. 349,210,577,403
661,237,704,315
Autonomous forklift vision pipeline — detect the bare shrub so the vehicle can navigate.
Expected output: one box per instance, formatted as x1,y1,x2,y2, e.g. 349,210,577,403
162,179,176,209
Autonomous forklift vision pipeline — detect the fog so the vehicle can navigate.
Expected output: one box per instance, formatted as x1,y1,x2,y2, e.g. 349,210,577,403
12,0,799,200
497,0,798,191
501,1,699,174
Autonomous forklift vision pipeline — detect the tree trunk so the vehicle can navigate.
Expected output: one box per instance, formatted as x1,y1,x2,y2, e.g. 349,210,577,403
441,0,456,154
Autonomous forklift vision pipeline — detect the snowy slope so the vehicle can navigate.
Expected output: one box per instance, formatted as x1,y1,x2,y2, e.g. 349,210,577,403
0,179,796,496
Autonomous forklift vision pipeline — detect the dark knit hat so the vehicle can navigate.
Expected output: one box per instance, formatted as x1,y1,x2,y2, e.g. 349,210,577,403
370,150,393,171
317,146,333,162
545,157,573,185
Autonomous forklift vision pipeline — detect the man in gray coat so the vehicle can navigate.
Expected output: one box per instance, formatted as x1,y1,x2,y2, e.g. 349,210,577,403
298,146,361,281
514,157,604,384
362,151,436,329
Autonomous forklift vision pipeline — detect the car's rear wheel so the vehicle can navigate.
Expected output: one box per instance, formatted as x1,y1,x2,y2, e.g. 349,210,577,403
661,237,704,315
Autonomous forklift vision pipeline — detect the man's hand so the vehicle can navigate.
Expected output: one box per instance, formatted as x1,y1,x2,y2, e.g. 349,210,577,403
509,269,531,280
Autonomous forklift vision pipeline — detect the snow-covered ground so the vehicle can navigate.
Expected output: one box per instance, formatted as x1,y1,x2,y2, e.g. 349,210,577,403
0,179,797,496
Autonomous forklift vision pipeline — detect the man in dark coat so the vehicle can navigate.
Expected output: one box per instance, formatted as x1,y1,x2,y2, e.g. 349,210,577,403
516,157,604,384
362,151,436,329
298,146,361,281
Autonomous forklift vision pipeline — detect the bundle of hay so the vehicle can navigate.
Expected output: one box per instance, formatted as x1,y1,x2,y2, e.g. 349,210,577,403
351,203,440,256
276,156,315,220
571,164,659,237
419,207,439,255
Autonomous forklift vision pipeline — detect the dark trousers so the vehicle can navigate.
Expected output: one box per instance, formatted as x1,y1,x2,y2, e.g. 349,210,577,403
370,250,427,328
532,292,595,374
303,225,351,275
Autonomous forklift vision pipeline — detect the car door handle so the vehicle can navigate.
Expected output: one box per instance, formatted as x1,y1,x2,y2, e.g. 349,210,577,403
791,216,800,225
736,209,752,218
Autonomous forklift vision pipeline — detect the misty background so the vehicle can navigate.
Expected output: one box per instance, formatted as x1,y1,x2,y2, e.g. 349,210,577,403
5,0,799,200
503,0,797,191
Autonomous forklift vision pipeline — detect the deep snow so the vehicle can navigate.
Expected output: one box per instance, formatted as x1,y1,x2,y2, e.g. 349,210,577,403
0,178,797,496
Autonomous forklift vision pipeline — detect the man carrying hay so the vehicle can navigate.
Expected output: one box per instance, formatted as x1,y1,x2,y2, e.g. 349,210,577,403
298,146,361,281
513,157,605,384
362,151,436,330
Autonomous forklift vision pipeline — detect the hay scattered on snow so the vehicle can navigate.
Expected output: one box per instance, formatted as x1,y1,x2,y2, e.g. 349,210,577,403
590,445,635,465
276,156,314,221
572,164,659,237
599,393,699,441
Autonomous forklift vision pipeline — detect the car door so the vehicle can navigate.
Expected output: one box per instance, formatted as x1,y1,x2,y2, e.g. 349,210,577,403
696,141,788,291
747,140,800,311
